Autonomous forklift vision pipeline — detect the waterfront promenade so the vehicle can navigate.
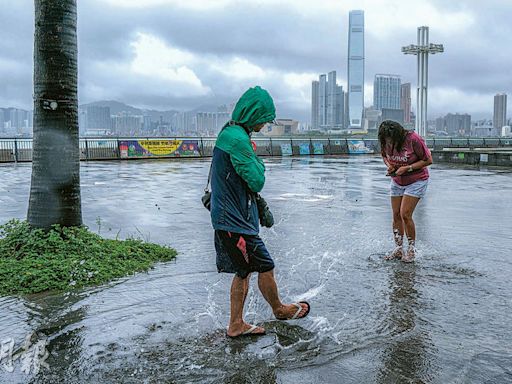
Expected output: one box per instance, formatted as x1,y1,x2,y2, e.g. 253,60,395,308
1,157,511,383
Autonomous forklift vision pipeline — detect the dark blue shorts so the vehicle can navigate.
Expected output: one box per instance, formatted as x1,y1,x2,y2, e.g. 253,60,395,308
214,230,275,279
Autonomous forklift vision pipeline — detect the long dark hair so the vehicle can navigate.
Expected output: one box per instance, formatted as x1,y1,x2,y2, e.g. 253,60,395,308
378,120,408,156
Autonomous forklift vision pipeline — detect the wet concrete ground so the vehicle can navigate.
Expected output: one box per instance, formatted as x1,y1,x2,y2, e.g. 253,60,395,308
1,157,511,383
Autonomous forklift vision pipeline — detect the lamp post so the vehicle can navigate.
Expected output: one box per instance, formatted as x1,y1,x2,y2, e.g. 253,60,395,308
402,26,444,137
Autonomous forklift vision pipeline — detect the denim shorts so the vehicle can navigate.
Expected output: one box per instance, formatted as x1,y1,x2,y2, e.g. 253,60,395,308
390,179,429,198
214,230,275,279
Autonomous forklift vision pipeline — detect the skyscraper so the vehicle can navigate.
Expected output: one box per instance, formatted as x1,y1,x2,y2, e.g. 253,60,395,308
311,81,319,130
311,71,344,130
347,10,365,130
401,83,412,123
373,74,401,110
493,93,507,131
318,74,327,128
327,71,337,126
335,83,345,127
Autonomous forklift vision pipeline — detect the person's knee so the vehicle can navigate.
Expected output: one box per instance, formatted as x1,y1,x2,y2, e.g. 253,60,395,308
401,210,413,222
236,271,250,280
392,211,402,222
262,261,275,273
258,265,275,277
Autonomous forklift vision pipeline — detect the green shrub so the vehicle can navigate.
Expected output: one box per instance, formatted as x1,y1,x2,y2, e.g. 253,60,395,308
0,219,177,295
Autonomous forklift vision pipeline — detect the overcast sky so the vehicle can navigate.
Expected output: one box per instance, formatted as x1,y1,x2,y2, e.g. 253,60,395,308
1,0,510,121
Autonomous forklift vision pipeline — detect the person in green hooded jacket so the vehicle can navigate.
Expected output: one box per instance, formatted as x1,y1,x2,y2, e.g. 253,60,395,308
210,86,311,337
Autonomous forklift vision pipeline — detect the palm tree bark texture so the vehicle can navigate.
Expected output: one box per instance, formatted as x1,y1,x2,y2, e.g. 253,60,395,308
28,0,82,229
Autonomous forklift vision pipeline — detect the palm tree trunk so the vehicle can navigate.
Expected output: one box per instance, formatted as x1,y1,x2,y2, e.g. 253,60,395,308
28,0,82,229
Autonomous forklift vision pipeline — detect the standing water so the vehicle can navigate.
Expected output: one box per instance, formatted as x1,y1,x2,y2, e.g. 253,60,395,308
0,157,511,383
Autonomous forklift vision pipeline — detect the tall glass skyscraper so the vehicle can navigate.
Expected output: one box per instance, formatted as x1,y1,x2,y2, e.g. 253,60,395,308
311,71,344,130
400,83,412,123
347,10,365,130
374,74,401,110
493,93,507,132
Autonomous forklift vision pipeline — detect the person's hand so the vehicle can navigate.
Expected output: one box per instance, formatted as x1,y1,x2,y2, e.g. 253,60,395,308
386,164,396,175
395,166,409,176
255,194,274,228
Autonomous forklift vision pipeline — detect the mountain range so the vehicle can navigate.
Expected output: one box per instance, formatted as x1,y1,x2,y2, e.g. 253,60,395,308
80,100,224,121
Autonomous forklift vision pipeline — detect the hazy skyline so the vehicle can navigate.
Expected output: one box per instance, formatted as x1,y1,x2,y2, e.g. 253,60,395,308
1,0,511,121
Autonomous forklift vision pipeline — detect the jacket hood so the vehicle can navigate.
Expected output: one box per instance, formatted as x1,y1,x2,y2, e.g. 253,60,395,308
230,86,276,131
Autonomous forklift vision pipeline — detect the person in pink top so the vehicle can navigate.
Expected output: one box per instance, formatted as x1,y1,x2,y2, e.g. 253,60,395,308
378,120,433,262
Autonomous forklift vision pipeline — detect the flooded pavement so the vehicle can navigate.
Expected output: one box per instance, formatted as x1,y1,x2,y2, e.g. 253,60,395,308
1,156,511,383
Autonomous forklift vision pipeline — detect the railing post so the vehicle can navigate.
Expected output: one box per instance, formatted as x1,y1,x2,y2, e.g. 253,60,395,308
327,138,332,155
290,138,293,156
200,137,204,157
116,138,120,159
309,137,313,156
13,138,18,163
269,137,273,156
85,139,89,161
345,138,349,154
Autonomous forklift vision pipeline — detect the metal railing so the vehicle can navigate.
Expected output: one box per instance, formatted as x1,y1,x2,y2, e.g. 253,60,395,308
1,136,511,163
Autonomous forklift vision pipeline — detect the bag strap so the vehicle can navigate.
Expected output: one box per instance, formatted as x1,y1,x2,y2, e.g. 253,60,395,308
204,161,213,193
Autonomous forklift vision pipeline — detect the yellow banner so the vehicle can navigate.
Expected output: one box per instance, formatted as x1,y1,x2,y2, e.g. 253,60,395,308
138,140,182,156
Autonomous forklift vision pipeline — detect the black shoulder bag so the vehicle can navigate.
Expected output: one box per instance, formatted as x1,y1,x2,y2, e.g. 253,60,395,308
201,162,212,211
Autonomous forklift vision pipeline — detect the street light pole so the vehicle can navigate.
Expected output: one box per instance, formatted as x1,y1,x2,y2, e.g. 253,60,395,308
402,26,444,137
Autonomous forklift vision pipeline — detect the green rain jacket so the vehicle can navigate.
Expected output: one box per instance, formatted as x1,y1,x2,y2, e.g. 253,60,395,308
210,86,276,235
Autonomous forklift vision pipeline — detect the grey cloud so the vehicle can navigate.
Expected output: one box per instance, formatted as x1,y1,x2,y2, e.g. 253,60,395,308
0,0,511,120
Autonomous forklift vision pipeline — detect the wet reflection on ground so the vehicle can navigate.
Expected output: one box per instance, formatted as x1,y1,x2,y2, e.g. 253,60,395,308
0,157,511,383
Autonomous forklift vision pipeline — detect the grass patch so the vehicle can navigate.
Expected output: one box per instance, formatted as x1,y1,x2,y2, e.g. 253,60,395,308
0,219,177,296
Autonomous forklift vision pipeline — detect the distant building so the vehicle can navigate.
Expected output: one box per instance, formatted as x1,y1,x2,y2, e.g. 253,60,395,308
143,115,152,132
318,74,327,127
85,106,111,131
445,113,471,136
311,71,344,131
363,107,381,132
111,113,143,135
0,108,32,136
493,93,507,132
473,126,496,137
472,120,496,137
0,108,4,133
327,71,337,127
347,10,365,130
311,80,319,130
435,117,445,133
436,113,471,136
8,108,28,131
400,83,412,123
79,109,87,136
196,112,230,136
380,108,404,125
261,119,299,136
374,74,401,110
170,111,195,134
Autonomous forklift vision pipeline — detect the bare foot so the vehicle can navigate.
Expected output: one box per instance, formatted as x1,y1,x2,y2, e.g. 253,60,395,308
227,322,265,337
385,246,404,260
402,246,416,263
274,302,310,320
